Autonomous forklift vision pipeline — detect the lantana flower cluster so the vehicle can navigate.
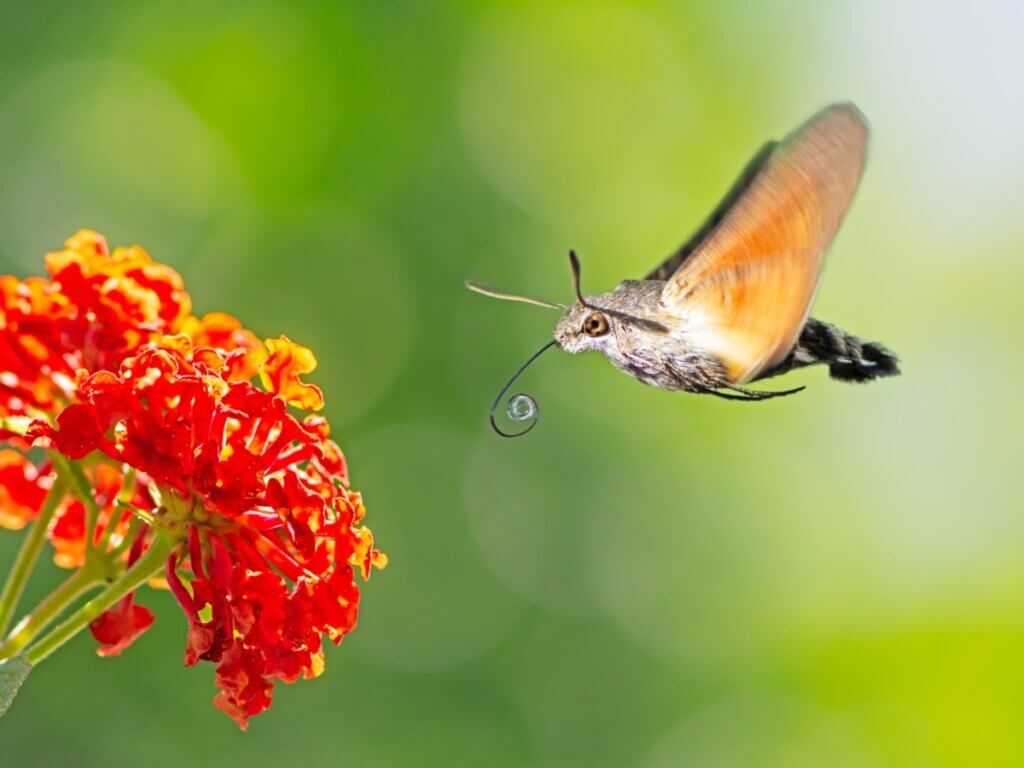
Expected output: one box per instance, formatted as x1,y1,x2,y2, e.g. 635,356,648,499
0,231,383,728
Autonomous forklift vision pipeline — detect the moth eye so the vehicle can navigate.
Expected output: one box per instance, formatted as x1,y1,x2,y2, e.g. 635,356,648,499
582,312,609,337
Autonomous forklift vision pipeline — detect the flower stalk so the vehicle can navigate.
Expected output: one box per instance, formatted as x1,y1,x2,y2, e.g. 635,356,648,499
53,453,102,538
0,565,102,660
23,533,174,665
0,476,68,637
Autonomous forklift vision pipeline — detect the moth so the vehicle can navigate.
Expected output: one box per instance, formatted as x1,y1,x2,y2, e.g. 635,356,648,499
467,103,899,437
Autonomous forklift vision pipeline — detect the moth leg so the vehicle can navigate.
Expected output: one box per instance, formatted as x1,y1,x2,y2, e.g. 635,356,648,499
702,389,763,401
664,352,731,393
728,384,806,400
703,384,806,401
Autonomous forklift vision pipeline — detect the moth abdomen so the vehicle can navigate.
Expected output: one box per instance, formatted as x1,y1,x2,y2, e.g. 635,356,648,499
759,318,900,383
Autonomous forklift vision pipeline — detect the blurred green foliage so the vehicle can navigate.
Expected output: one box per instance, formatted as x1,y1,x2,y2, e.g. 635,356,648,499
1,1,1023,766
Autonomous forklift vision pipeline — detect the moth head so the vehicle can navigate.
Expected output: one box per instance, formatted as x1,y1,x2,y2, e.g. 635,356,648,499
465,250,669,438
465,249,666,355
554,305,614,353
550,250,609,353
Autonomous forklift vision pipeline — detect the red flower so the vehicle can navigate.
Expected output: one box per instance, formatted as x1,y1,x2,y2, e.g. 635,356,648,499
212,644,275,728
0,230,191,420
46,341,382,727
2,231,383,729
89,597,155,658
0,450,49,530
44,231,191,338
260,336,324,411
181,312,265,382
0,274,75,418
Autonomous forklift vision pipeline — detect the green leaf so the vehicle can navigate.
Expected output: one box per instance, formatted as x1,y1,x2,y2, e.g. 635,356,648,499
0,654,31,717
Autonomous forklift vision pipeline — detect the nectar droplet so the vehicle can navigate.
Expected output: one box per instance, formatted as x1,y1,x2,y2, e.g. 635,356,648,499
506,393,537,422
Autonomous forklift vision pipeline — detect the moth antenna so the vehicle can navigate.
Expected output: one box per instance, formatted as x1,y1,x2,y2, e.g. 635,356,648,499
568,249,670,334
489,341,558,438
465,281,567,311
569,249,586,307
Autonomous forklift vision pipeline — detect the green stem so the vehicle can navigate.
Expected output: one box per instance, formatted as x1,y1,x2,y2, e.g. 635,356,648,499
0,567,101,660
108,515,143,560
98,468,136,552
52,453,101,542
0,476,68,637
24,534,174,665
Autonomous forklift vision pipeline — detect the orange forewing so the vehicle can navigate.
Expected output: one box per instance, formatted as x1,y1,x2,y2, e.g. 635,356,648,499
662,103,868,383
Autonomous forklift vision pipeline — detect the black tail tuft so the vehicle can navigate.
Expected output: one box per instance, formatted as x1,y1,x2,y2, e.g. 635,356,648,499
798,318,900,383
756,319,900,384
826,340,900,382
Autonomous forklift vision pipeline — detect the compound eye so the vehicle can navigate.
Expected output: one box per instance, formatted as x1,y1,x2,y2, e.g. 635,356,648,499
582,312,609,337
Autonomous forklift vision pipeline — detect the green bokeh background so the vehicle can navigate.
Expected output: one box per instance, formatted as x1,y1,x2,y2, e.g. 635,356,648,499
1,1,1023,766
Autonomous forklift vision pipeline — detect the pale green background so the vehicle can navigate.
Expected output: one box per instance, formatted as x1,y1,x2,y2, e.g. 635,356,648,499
1,1,1023,766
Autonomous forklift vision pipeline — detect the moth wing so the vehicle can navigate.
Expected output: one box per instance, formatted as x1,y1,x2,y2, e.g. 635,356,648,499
661,103,868,384
645,140,776,282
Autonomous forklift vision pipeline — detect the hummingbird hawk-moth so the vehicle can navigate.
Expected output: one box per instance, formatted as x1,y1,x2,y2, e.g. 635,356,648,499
467,103,899,437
